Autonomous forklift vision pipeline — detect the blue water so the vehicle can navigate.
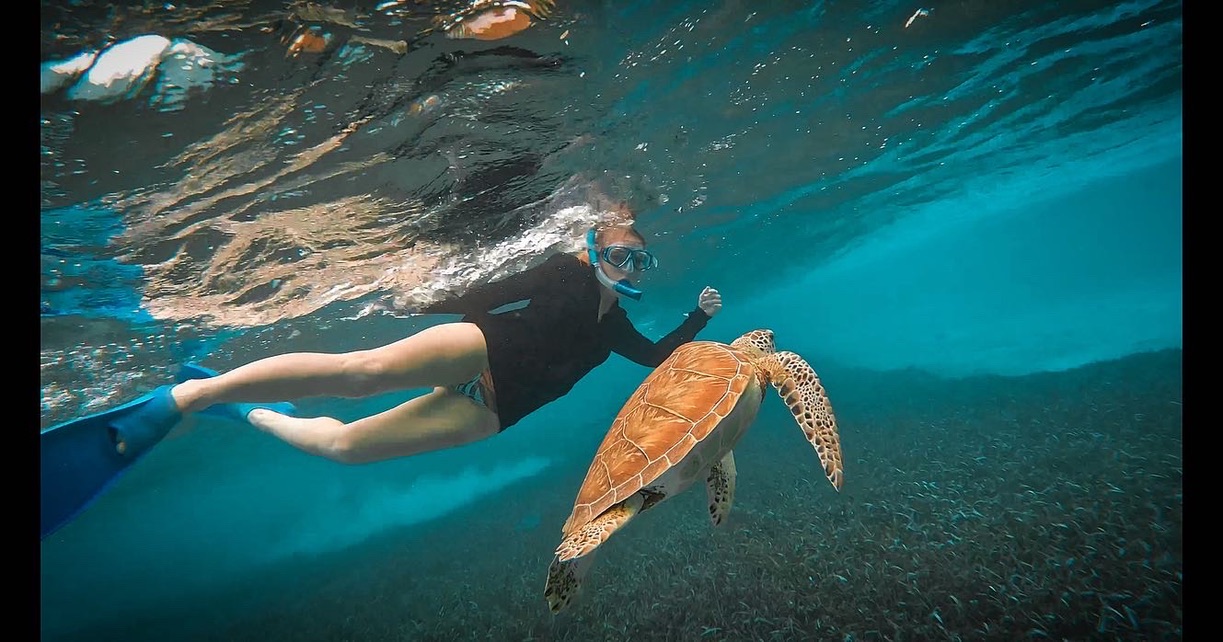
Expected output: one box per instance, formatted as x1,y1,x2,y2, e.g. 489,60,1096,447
40,0,1181,639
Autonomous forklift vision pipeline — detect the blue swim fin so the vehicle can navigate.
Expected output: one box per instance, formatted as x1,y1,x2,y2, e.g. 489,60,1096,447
176,362,297,421
40,364,298,540
40,385,181,540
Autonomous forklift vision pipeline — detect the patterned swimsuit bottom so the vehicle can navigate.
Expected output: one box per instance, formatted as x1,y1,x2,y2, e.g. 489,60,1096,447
451,368,501,428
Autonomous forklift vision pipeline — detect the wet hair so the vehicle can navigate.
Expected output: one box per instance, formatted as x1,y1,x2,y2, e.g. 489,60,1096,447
583,175,651,246
594,218,646,247
587,171,662,216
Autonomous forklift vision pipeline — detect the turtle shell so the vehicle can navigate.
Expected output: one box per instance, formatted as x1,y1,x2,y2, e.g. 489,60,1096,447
560,340,756,536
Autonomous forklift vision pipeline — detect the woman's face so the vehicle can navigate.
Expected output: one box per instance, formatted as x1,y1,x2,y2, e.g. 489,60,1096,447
597,231,648,282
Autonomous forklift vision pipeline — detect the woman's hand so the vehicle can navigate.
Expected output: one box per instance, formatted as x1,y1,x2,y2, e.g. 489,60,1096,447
698,286,723,317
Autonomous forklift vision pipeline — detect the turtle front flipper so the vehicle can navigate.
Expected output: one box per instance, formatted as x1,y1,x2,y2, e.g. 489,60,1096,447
762,350,844,491
705,451,737,527
544,551,596,614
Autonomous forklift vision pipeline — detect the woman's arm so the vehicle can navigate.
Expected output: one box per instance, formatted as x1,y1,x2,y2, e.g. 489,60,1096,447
606,307,711,367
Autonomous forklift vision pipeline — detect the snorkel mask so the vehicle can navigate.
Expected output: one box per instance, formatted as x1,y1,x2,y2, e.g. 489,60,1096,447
586,228,655,301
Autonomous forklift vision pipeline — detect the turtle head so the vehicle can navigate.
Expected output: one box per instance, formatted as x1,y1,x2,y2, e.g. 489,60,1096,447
731,329,775,357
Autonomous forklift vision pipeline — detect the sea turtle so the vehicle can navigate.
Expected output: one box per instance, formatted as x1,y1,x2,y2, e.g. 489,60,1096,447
543,329,844,614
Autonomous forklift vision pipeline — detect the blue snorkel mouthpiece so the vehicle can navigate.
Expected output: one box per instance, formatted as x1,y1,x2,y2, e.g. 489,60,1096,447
611,277,644,301
587,228,644,301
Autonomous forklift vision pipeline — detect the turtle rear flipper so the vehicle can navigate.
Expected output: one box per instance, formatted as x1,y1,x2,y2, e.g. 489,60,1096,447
762,351,844,491
546,493,645,614
555,492,644,562
705,451,737,527
544,551,595,614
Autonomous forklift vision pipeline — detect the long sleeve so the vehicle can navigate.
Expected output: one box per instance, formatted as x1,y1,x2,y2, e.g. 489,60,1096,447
606,307,711,368
419,253,568,316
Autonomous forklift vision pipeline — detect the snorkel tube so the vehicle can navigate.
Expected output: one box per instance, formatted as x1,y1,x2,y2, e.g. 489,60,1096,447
586,228,644,300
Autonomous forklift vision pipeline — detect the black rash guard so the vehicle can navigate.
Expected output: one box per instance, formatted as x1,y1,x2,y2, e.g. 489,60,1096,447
420,252,711,429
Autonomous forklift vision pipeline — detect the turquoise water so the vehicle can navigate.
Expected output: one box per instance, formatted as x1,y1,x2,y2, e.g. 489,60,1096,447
40,1,1181,640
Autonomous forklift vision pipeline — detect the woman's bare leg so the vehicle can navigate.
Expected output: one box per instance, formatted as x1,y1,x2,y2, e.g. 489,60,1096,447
169,322,490,413
247,387,501,463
